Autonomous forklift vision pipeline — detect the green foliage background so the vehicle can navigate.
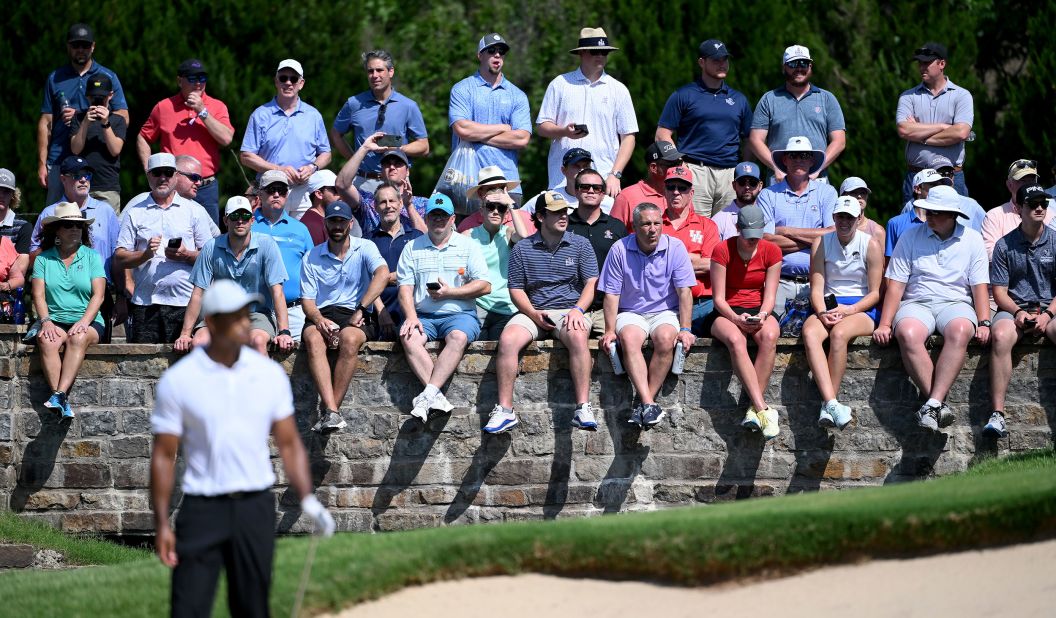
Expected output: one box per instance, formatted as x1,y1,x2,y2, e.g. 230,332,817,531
2,0,1054,221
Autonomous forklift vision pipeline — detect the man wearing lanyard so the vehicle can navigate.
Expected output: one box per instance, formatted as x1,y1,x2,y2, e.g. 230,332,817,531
151,279,335,616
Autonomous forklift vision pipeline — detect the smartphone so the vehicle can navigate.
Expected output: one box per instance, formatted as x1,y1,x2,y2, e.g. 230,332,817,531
91,96,106,107
426,282,441,291
745,315,762,324
542,314,556,326
573,124,588,135
167,238,183,249
824,294,838,311
378,134,402,148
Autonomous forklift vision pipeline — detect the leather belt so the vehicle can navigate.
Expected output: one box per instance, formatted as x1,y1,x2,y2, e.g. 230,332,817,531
781,275,809,284
908,165,962,173
287,299,302,308
356,170,384,180
199,175,217,187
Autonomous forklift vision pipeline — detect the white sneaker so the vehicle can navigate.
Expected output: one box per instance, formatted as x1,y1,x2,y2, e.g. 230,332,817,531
818,402,836,428
429,392,454,414
831,402,853,430
411,391,433,423
759,407,780,440
483,404,518,434
571,403,598,430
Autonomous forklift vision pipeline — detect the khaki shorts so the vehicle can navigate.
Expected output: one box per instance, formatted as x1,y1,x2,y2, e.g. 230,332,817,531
505,308,590,340
194,310,277,337
686,162,736,216
615,310,680,338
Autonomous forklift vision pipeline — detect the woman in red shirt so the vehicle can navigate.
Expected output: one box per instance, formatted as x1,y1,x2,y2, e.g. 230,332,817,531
702,204,783,439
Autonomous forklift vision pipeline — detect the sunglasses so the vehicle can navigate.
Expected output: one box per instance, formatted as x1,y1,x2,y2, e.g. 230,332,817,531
176,170,203,183
375,102,388,129
785,60,811,70
263,185,288,196
276,73,300,84
184,74,207,84
665,182,691,193
1025,200,1049,211
482,46,507,56
787,152,815,161
227,211,253,222
150,168,175,178
1009,159,1037,172
735,178,761,188
936,168,956,178
484,203,509,214
65,171,93,182
58,221,83,229
68,41,92,50
576,183,604,193
588,50,610,57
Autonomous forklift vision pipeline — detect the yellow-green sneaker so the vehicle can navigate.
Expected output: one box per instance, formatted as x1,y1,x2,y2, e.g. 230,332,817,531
741,407,761,432
759,407,780,440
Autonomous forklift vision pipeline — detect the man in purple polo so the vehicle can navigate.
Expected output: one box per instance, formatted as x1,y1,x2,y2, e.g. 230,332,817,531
598,201,696,429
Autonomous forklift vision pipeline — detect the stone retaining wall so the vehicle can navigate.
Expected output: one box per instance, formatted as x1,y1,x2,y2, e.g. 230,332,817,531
0,325,1052,535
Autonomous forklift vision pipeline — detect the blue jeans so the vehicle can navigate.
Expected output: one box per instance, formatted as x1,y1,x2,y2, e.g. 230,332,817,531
902,169,968,204
690,297,714,334
419,310,481,343
196,179,220,227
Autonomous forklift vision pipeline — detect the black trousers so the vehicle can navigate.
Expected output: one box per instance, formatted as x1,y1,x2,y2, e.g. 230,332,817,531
171,491,275,617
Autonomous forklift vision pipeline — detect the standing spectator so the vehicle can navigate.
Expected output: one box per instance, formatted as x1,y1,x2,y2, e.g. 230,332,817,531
981,159,1055,258
32,203,106,419
69,74,125,212
537,27,638,196
397,194,490,423
461,173,530,340
487,191,599,433
457,166,537,234
137,59,235,226
330,50,429,191
896,42,974,202
302,169,363,245
240,59,331,219
174,197,294,356
801,196,883,429
300,201,389,434
251,171,315,342
662,166,721,331
38,24,128,204
609,141,683,232
873,187,990,432
757,137,838,317
656,39,752,216
368,182,423,340
151,280,334,617
335,133,427,236
521,148,613,215
748,46,846,184
114,153,217,344
599,203,696,428
0,169,32,254
449,33,532,206
712,162,763,240
701,204,783,439
838,176,886,246
985,184,1056,438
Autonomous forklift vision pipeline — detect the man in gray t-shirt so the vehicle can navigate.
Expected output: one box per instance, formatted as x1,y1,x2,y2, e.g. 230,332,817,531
896,42,974,203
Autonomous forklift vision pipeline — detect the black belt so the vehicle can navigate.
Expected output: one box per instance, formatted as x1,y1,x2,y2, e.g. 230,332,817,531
781,275,809,284
356,170,383,180
188,489,269,500
199,175,217,187
287,299,302,308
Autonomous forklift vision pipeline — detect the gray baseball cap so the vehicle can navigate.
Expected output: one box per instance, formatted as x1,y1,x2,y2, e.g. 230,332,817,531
737,204,767,239
0,168,15,190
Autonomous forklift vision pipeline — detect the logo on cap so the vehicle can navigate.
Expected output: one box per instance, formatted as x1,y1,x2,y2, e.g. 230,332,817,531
714,42,723,49
597,39,605,45
493,35,501,40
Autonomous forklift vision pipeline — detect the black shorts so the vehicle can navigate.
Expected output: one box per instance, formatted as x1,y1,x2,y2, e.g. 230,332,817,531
696,305,762,338
309,305,377,340
53,320,106,341
129,304,186,344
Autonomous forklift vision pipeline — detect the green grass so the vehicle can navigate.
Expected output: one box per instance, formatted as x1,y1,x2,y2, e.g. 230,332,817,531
2,449,1054,617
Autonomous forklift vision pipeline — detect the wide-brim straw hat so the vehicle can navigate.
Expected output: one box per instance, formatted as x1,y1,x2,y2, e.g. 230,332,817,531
569,27,619,54
41,202,94,227
466,165,521,199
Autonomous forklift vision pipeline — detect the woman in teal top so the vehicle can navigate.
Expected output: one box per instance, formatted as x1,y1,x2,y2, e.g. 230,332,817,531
31,202,106,419
461,189,529,340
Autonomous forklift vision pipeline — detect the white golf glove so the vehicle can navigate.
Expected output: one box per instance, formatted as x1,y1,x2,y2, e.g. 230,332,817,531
300,495,336,537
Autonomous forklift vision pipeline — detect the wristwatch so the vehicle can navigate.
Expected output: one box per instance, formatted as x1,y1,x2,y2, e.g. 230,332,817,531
610,171,623,180
101,121,111,129
197,108,210,120
978,319,991,328
351,303,362,313
277,329,292,337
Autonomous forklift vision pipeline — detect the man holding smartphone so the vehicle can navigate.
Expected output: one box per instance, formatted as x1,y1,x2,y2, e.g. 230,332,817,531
69,74,126,212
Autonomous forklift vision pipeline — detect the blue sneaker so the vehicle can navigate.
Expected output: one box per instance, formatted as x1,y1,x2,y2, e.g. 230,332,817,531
982,411,1007,438
641,404,666,429
571,403,598,431
627,403,644,428
43,391,64,412
483,404,518,434
61,397,75,419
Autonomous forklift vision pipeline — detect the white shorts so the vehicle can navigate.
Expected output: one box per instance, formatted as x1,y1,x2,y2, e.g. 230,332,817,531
287,304,306,342
894,299,977,335
615,310,680,338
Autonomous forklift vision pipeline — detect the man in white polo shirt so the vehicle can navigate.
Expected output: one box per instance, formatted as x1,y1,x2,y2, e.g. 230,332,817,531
151,279,334,616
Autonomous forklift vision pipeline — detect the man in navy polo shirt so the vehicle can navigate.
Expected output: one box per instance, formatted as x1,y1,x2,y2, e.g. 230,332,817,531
368,182,423,339
656,39,752,216
251,170,314,341
330,50,430,192
38,24,129,204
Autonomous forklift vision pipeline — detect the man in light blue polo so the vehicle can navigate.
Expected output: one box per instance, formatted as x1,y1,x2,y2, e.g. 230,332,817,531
896,42,974,202
240,59,332,219
251,170,315,341
873,186,990,433
748,45,846,184
449,33,532,207
301,201,389,434
175,196,294,356
656,38,752,216
599,202,696,429
330,50,430,192
397,194,490,423
757,137,837,316
898,155,985,231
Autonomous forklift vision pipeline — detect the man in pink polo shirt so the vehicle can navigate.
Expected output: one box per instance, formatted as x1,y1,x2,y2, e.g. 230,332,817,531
981,159,1055,258
137,59,235,227
610,141,683,232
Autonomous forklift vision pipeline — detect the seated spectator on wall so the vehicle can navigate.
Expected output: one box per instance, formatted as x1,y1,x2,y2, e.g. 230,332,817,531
711,162,764,241
598,202,696,430
0,168,32,254
31,203,106,419
368,182,423,340
873,185,990,433
456,166,536,235
0,233,26,295
838,176,886,247
699,204,783,439
609,141,683,232
335,132,427,237
801,196,882,430
520,148,613,215
661,165,720,332
981,159,1055,258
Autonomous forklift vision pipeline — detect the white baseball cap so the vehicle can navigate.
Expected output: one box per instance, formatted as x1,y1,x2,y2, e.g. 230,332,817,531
912,168,953,188
783,45,811,64
200,279,263,318
225,196,253,216
147,152,177,171
839,176,871,195
306,169,338,193
276,58,304,77
833,196,862,217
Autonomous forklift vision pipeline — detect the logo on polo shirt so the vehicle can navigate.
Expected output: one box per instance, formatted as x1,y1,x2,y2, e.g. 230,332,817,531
690,230,703,244
565,257,574,266
604,230,613,239
725,98,734,106
814,106,822,114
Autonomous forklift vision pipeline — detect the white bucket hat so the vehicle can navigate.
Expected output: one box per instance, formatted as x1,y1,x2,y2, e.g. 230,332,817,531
772,136,825,175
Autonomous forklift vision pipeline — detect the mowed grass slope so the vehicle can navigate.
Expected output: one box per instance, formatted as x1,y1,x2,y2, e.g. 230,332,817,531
1,450,1054,617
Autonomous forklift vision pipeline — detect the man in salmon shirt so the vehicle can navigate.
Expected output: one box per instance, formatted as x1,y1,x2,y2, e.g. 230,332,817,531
661,166,720,332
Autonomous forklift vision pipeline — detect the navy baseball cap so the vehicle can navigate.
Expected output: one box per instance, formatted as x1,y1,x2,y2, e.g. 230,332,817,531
60,157,93,175
67,24,93,44
562,148,592,167
699,39,730,59
426,193,454,215
913,42,947,61
380,149,410,166
86,74,112,97
177,58,207,77
324,201,354,220
734,161,761,181
1016,184,1050,206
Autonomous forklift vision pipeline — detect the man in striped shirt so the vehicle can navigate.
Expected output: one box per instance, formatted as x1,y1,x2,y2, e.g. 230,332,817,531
486,191,600,434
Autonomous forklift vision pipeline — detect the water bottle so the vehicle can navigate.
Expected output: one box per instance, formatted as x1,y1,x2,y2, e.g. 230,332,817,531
12,287,25,325
326,323,340,349
608,341,625,375
671,341,686,375
59,92,73,126
454,267,466,287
